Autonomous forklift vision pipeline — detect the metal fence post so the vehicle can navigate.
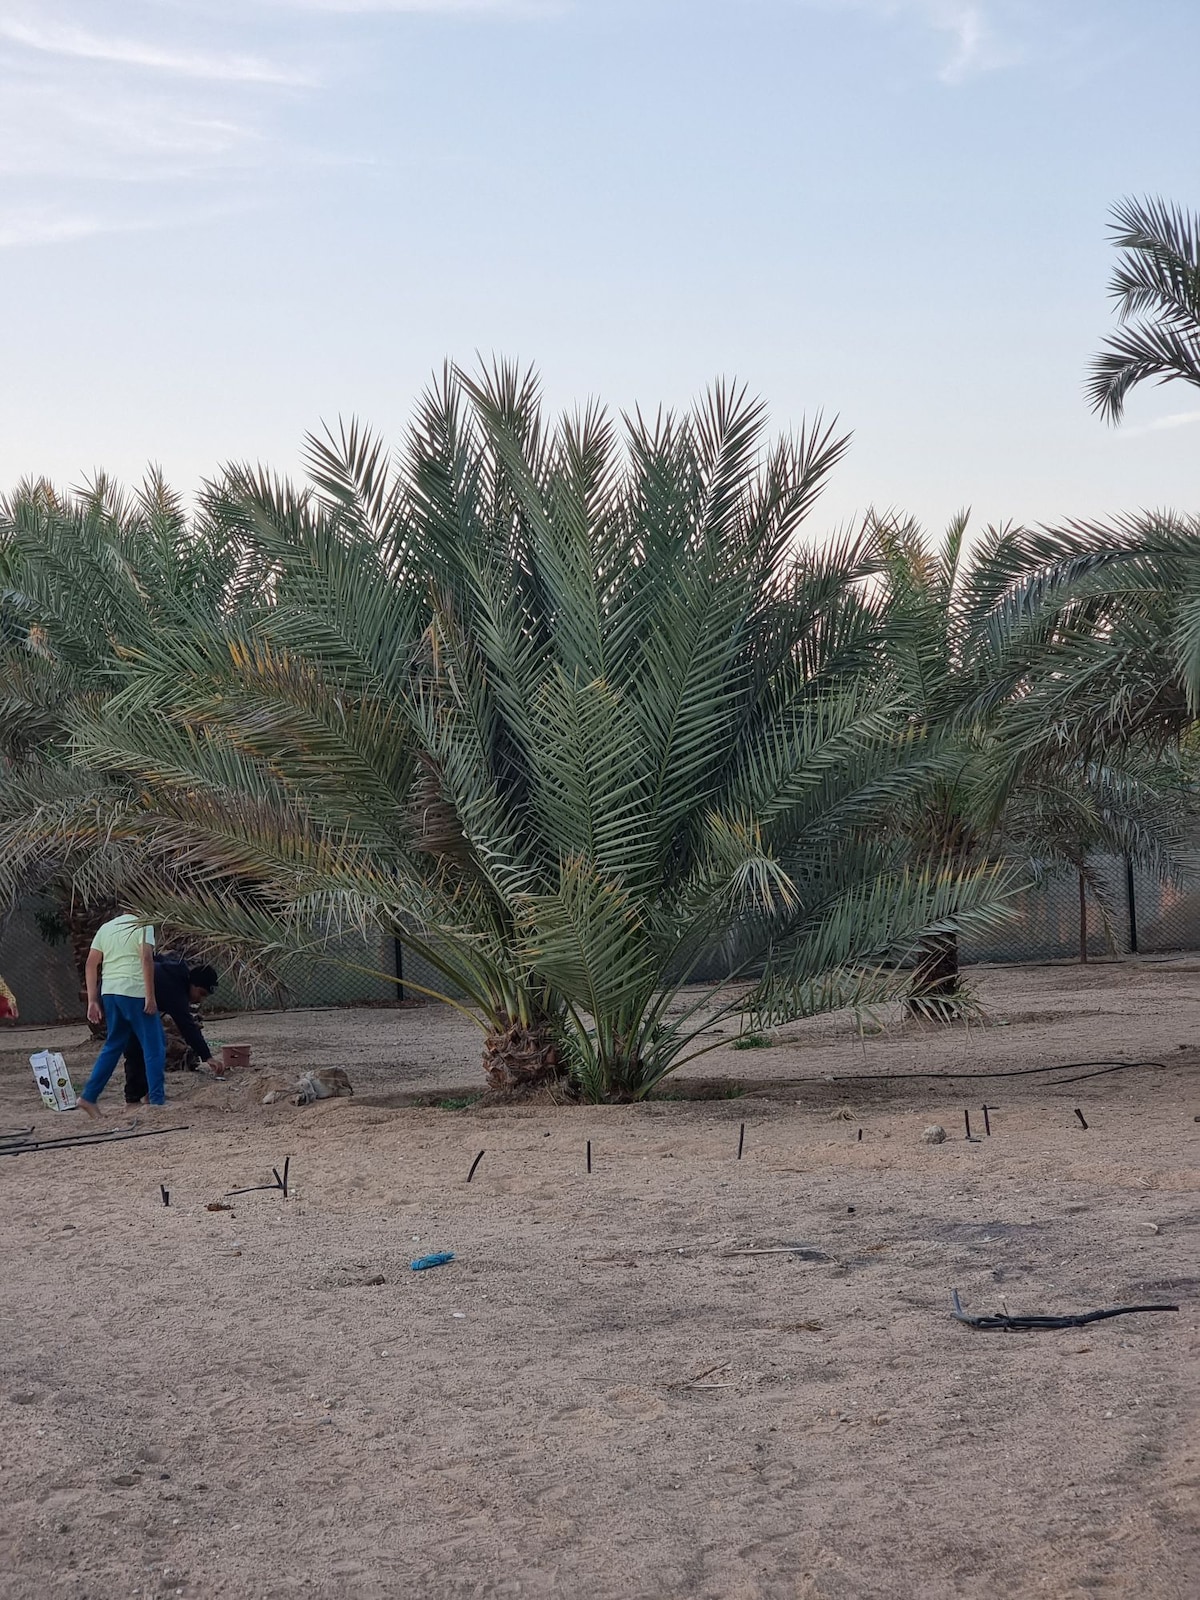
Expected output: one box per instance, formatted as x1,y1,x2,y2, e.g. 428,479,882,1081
1125,857,1138,955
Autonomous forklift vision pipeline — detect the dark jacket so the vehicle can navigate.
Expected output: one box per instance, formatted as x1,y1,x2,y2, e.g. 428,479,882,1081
153,955,212,1062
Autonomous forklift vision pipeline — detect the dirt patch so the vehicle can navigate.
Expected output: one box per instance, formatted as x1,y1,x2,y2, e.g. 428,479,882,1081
0,960,1197,1598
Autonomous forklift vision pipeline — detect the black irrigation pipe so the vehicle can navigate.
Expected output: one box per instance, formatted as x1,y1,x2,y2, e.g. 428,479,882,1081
0,1126,189,1156
226,1155,290,1199
1053,1061,1163,1086
788,1058,1166,1087
951,1289,1178,1332
2,1122,136,1148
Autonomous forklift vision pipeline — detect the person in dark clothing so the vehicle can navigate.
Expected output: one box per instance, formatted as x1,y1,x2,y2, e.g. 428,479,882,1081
124,958,219,1104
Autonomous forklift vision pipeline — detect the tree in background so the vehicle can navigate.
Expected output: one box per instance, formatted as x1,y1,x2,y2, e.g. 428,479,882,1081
865,510,1195,1013
0,470,273,1013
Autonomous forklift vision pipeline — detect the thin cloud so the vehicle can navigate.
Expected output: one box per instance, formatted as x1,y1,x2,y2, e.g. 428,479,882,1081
0,73,263,181
0,209,106,249
0,0,559,250
0,197,252,250
265,1,561,12
930,3,994,83
0,16,311,84
1119,409,1200,440
806,0,1018,84
0,2,302,211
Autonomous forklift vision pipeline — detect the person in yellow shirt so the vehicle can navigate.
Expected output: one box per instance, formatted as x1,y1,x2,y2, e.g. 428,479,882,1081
0,974,17,1020
78,912,167,1118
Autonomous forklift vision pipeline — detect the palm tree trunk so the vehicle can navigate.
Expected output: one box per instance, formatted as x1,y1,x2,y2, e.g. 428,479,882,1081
482,1016,563,1093
909,930,960,1016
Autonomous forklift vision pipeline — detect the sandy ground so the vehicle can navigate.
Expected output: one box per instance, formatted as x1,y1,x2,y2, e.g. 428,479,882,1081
1,959,1197,1600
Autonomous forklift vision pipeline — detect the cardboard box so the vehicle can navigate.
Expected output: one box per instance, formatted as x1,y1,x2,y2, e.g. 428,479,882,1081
30,1050,78,1112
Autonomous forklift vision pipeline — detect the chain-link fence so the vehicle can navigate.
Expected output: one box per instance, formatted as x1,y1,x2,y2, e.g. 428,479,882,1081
208,932,452,1015
5,853,1200,1028
960,850,1200,964
0,909,453,1026
0,902,83,1024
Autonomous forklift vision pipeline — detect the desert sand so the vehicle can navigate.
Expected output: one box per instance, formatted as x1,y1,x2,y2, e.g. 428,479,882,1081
1,959,1197,1600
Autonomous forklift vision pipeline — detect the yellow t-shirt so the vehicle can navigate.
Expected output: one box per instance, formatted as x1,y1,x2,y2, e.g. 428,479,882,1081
91,915,155,999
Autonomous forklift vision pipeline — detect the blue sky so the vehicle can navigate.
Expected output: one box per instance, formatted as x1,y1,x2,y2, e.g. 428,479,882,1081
1,0,1197,534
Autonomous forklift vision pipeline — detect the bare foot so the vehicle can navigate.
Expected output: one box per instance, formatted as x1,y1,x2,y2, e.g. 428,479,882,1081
78,1098,101,1122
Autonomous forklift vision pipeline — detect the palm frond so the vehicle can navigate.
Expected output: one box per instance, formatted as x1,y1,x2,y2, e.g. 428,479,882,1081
1088,195,1200,422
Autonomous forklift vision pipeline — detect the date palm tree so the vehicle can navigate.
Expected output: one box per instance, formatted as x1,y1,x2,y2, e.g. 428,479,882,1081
1,368,1018,1098
869,509,1196,1012
0,471,271,1009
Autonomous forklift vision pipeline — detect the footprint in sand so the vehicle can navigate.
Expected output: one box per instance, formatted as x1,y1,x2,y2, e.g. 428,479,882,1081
546,1387,665,1427
597,1386,667,1422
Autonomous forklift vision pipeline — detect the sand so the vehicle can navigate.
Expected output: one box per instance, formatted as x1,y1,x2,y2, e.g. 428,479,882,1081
0,959,1197,1600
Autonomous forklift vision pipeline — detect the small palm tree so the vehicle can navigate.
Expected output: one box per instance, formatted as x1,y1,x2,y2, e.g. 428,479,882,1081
868,510,1196,1011
1087,196,1200,423
0,470,285,1007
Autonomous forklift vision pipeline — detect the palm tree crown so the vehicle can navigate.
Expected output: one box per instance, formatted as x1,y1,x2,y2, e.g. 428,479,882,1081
1087,195,1200,423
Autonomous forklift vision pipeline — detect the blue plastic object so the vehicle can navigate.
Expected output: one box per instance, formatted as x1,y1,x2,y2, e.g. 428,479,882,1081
410,1251,455,1271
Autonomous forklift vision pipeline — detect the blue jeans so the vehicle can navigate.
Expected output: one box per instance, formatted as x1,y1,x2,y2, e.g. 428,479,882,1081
82,996,167,1106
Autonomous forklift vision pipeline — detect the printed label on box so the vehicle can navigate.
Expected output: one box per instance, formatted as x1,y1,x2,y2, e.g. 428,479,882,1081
30,1050,78,1111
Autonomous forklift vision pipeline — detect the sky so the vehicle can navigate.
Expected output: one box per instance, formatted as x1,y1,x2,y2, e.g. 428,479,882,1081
1,0,1197,535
